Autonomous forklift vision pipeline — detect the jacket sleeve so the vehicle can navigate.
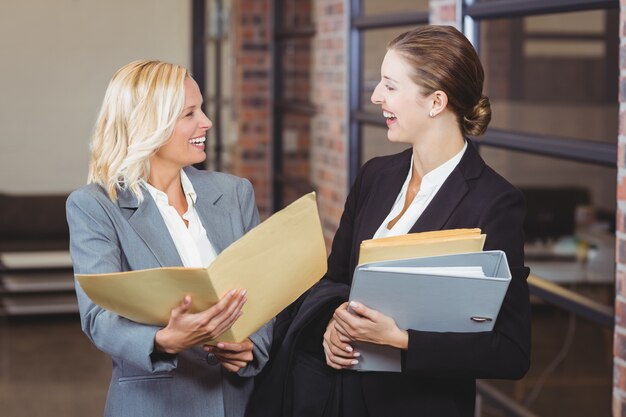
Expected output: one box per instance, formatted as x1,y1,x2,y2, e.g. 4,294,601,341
324,159,373,285
403,187,531,379
66,189,178,374
235,178,275,377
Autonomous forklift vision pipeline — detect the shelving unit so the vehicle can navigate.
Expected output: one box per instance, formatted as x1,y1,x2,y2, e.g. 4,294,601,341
0,250,77,316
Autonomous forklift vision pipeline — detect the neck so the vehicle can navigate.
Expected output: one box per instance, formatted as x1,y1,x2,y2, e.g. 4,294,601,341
147,161,185,202
411,114,465,178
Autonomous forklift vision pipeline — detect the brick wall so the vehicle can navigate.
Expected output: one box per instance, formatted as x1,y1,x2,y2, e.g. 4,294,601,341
231,0,272,217
311,0,349,247
615,2,626,414
279,1,315,208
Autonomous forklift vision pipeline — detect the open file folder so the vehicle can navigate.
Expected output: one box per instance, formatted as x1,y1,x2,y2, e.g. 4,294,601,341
76,192,327,344
348,250,511,372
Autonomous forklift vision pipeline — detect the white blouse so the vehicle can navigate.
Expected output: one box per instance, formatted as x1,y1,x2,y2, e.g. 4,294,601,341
144,170,218,268
373,141,468,239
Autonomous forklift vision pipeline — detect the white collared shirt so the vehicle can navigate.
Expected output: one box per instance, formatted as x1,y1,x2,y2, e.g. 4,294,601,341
373,142,468,239
144,170,218,268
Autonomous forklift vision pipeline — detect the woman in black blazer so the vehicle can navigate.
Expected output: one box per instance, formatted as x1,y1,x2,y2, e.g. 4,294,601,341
247,25,530,417
319,25,531,417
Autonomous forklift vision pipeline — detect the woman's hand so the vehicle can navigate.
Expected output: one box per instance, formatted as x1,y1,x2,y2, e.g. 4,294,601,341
204,338,254,372
323,312,360,369
333,301,408,349
154,289,247,354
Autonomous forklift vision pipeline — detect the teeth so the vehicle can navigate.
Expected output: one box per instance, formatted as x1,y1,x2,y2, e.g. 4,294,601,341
189,137,206,144
383,111,396,119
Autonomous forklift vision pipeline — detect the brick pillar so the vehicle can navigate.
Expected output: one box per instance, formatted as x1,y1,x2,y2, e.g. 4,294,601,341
615,4,626,414
232,0,272,217
429,0,458,27
311,0,349,247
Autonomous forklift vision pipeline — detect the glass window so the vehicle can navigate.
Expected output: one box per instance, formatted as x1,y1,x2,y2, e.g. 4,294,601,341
363,0,428,15
480,147,616,286
480,9,618,142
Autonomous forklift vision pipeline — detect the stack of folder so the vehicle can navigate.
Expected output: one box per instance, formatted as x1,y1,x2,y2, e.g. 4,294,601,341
348,228,512,372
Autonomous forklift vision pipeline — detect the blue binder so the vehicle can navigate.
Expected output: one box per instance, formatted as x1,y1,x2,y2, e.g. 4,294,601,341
347,250,511,372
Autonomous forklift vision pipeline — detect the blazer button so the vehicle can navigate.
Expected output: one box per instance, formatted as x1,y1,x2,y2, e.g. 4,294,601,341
206,353,219,366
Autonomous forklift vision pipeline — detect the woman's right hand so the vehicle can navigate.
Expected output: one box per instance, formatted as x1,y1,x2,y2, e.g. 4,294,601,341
323,306,361,370
154,289,247,354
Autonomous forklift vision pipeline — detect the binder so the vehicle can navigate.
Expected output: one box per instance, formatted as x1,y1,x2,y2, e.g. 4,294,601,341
347,250,511,372
76,192,327,344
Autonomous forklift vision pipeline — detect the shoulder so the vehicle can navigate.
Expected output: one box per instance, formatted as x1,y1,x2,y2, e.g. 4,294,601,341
184,166,251,190
358,148,412,184
66,183,114,212
183,167,255,205
460,143,523,203
361,148,411,173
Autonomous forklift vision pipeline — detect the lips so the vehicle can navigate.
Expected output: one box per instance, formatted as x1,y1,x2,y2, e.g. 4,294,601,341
383,110,397,127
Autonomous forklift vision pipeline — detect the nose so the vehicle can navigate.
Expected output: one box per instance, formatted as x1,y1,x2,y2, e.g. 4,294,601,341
371,82,383,105
201,111,213,130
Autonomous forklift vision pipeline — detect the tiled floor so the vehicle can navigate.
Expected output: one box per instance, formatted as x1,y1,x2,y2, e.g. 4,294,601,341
482,302,612,417
0,300,613,417
0,316,110,417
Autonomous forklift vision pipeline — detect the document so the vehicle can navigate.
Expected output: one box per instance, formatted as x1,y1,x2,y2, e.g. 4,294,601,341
358,228,485,265
348,249,512,372
76,192,327,344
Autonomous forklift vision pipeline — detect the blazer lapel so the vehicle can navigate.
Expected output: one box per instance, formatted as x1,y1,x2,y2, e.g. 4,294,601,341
118,187,183,267
184,167,236,254
409,140,484,233
356,149,412,244
408,169,469,233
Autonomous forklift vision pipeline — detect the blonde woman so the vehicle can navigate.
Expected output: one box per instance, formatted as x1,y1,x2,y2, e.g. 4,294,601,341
67,60,272,417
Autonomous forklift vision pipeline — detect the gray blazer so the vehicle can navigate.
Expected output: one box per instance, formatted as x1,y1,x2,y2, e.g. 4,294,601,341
66,166,273,417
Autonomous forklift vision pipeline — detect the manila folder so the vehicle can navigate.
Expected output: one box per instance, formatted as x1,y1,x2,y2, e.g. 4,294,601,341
358,229,486,265
76,192,328,343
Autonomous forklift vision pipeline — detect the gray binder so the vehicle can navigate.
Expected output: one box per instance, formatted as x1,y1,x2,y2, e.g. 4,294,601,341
347,250,511,372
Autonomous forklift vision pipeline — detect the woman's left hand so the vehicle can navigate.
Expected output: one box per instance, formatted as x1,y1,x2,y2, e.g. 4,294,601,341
204,338,254,372
333,301,409,350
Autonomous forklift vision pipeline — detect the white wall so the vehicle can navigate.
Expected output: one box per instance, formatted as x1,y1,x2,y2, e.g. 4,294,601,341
0,0,191,194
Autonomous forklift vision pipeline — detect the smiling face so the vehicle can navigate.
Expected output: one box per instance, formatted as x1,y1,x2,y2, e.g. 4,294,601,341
150,76,212,172
370,49,434,145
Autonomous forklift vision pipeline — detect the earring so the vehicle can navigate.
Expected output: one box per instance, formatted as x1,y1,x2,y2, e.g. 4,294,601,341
429,111,435,118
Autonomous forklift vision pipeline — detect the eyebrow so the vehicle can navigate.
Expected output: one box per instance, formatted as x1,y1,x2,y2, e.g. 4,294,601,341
182,103,200,112
383,75,398,84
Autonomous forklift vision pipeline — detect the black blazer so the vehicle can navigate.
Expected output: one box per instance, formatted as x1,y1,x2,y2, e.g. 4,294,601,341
247,141,530,417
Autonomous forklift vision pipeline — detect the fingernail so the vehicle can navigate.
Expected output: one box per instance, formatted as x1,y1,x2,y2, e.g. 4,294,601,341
204,346,212,352
353,352,360,357
217,343,224,349
345,345,353,352
349,301,359,309
229,289,237,296
351,360,359,365
240,289,247,297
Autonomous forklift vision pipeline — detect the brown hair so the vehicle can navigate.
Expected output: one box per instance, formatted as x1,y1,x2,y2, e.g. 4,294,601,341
388,25,491,136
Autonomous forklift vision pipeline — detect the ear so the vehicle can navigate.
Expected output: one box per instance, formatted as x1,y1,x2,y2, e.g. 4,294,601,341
429,90,448,118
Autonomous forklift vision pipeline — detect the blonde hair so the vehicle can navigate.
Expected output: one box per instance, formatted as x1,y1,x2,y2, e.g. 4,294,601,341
88,60,190,201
